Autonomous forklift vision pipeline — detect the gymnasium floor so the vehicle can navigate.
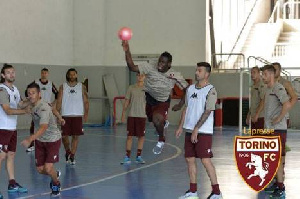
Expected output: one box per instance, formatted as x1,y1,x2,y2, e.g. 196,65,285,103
0,125,299,199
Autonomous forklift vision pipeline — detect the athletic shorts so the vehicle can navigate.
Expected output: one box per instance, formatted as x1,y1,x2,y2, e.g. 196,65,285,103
61,117,83,136
184,132,213,159
35,139,61,167
251,117,265,135
127,117,146,137
0,130,17,153
146,102,169,123
273,130,287,156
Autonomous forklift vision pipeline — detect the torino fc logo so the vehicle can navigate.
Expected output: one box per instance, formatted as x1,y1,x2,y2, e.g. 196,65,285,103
234,136,281,192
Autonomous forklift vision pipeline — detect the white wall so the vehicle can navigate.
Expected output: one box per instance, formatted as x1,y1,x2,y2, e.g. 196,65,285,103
0,1,73,65
73,0,207,66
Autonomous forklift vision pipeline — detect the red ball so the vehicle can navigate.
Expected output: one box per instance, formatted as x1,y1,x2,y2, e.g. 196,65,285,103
118,27,133,41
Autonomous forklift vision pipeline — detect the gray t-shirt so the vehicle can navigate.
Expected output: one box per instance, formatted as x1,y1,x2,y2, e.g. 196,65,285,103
32,100,61,142
264,82,290,130
250,80,266,117
125,84,146,118
0,88,9,105
138,62,188,102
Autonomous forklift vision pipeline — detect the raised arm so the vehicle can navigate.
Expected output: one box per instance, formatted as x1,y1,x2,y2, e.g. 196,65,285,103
122,41,139,72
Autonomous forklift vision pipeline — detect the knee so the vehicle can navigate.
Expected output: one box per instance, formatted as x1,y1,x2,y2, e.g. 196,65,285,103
36,166,44,174
152,115,163,127
7,151,15,159
0,152,6,162
72,136,79,141
201,158,212,167
44,165,53,174
185,157,195,165
127,136,133,141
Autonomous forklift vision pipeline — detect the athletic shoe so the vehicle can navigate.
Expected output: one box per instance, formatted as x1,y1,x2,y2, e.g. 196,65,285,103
207,192,223,199
50,171,62,189
8,183,28,193
153,141,164,154
26,146,35,152
178,190,199,199
265,183,278,193
65,153,70,163
120,156,131,164
135,156,145,164
51,182,61,196
270,188,285,198
285,145,291,152
0,191,3,199
69,155,76,165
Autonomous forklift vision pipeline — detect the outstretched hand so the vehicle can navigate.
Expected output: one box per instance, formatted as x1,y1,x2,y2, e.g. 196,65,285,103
122,40,129,52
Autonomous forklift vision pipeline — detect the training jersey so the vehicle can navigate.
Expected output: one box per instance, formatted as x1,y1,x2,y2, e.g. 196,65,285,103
264,82,290,130
138,62,188,102
125,84,146,118
35,79,58,103
250,80,266,118
62,82,84,116
183,84,217,134
32,100,61,142
0,84,20,130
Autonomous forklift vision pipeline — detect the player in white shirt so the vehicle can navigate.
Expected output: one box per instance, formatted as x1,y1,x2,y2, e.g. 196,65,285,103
176,62,222,199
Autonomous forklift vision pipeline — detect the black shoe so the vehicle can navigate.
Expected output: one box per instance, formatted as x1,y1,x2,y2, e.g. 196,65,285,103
51,182,61,196
270,187,285,198
69,155,76,165
65,153,70,163
50,171,61,189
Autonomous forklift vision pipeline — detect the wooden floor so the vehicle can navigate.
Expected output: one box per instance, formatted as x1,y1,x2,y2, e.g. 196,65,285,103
0,125,299,199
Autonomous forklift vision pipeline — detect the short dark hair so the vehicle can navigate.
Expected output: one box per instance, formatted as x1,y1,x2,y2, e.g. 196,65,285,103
27,82,40,93
41,68,49,72
197,62,211,73
272,62,281,71
66,68,77,82
261,64,275,73
160,51,172,62
251,66,260,72
1,63,14,83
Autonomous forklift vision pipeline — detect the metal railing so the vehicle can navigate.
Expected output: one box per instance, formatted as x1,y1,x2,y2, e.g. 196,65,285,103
269,0,281,23
283,1,300,19
212,53,245,70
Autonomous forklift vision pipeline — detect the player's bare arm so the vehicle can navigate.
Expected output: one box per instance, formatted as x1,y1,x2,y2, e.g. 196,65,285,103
56,85,63,112
21,124,48,148
172,87,187,111
175,107,186,138
121,99,130,123
253,95,265,122
284,81,298,106
83,85,89,122
191,110,212,143
122,41,139,72
272,101,292,125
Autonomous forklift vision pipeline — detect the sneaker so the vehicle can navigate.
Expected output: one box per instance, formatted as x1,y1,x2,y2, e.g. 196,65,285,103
50,171,62,189
207,192,223,199
26,146,35,152
120,156,131,164
135,156,145,164
8,183,28,193
65,153,70,163
51,182,61,196
270,188,285,198
178,190,199,199
265,183,278,193
0,191,3,199
153,141,165,155
69,155,76,165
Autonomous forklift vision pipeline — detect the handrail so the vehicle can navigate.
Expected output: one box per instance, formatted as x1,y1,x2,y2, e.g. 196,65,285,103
268,0,281,23
283,1,300,19
229,0,259,56
212,53,245,70
247,56,271,68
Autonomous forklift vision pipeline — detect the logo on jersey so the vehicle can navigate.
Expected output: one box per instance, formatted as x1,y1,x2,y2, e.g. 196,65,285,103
41,87,47,91
69,89,76,94
190,93,198,99
234,136,281,192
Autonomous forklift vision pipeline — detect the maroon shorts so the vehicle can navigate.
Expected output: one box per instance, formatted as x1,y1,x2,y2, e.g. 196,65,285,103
251,117,265,135
35,139,61,167
273,130,287,156
0,130,17,153
127,117,146,137
184,132,213,158
61,117,83,136
146,102,170,123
